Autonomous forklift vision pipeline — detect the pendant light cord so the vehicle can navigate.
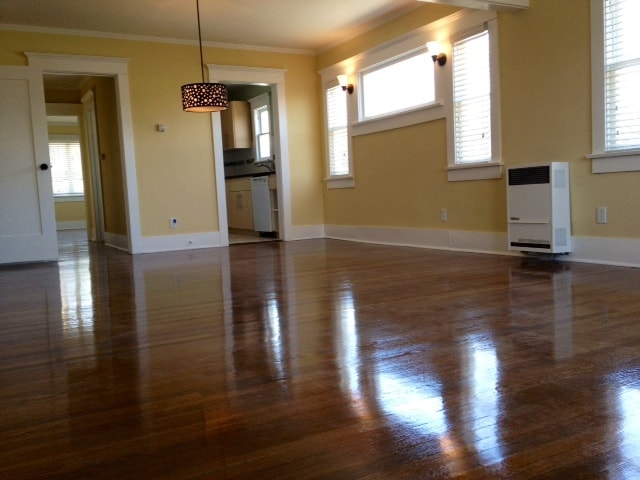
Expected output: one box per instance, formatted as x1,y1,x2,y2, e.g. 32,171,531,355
196,0,205,83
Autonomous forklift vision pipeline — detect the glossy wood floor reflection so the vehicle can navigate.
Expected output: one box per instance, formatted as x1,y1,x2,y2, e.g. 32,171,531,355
1,235,640,479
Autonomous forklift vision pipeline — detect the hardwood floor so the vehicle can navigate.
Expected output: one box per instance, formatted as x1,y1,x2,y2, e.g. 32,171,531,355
1,237,639,479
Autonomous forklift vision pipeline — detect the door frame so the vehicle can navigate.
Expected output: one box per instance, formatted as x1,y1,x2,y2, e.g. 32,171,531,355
207,65,292,246
81,91,105,242
26,52,142,253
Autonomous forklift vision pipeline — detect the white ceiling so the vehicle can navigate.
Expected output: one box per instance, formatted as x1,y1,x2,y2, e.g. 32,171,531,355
0,0,424,52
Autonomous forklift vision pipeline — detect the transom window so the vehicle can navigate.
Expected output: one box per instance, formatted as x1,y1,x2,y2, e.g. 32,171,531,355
361,51,435,120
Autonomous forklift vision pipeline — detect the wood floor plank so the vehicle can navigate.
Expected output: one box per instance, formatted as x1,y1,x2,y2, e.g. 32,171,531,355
1,236,640,478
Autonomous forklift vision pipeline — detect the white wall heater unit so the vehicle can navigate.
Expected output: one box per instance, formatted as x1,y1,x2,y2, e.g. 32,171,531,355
507,162,571,254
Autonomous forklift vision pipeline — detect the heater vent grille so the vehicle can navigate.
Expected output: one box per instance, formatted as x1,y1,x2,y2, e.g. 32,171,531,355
508,165,550,185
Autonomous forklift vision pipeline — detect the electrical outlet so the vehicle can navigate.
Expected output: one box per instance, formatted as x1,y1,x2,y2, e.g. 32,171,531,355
170,217,178,229
440,208,447,222
596,207,607,224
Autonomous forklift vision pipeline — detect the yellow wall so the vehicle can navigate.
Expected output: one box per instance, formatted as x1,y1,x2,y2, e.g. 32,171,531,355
91,76,127,236
319,0,640,240
54,201,86,224
0,30,324,237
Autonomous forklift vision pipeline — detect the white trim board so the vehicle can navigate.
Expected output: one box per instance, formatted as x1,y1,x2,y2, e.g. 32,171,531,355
325,224,640,268
57,221,87,231
138,232,223,254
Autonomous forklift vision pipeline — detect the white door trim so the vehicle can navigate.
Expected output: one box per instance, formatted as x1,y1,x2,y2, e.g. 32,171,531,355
25,52,142,253
207,65,292,244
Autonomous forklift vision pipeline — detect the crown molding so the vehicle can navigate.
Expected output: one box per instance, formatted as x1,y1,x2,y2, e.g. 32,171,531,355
0,23,315,56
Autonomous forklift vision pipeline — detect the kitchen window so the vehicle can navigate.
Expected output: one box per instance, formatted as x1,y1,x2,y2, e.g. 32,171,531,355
588,0,640,173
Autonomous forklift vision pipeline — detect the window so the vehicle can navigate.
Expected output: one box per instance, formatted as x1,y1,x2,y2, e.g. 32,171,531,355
325,83,351,183
48,135,84,197
453,30,491,165
589,0,640,172
361,51,435,119
603,0,640,152
254,105,271,161
446,18,502,182
250,93,272,163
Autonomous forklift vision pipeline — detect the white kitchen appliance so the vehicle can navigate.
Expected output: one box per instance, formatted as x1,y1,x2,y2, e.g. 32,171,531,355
251,175,274,232
507,162,571,254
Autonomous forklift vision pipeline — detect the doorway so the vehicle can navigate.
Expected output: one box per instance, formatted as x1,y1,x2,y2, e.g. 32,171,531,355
43,74,122,250
222,85,279,245
208,65,292,247
27,52,142,254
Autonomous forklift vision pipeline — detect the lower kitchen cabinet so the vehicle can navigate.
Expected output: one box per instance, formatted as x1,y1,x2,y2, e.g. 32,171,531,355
226,177,253,230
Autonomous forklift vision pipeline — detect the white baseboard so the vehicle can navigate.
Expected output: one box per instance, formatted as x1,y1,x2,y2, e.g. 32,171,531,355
288,224,326,241
325,224,511,256
139,231,222,253
56,221,86,231
128,223,639,268
104,232,129,251
325,224,639,268
570,236,640,268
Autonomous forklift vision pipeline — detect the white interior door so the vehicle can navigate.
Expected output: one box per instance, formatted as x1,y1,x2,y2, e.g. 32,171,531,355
0,66,58,264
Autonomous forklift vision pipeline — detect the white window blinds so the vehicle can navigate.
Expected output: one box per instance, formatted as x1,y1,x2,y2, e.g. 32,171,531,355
453,30,491,164
48,135,84,196
326,85,349,177
604,0,640,151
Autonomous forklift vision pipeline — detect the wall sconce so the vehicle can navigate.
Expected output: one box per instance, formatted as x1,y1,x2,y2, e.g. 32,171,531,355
337,74,354,94
426,41,447,67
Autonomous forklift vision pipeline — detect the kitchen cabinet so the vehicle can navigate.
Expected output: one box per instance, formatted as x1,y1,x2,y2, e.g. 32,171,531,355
221,101,251,150
226,177,253,230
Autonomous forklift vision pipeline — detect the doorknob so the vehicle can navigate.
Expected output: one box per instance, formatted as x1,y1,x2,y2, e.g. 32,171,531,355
39,163,50,171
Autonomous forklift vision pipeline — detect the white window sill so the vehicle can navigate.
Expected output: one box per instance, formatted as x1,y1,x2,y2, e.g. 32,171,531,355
446,161,503,182
587,150,640,173
326,176,355,189
54,195,85,203
352,102,445,137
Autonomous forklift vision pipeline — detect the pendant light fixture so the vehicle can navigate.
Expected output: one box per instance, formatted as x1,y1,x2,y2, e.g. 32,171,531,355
181,0,229,112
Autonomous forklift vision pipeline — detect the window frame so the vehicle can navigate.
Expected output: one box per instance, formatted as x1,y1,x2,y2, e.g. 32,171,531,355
48,133,85,200
445,19,502,182
323,79,354,189
588,0,640,173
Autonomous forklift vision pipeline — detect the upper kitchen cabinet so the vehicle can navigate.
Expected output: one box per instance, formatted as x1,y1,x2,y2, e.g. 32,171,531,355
221,100,252,150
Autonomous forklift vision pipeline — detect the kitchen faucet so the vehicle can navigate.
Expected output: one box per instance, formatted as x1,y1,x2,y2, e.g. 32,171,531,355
255,159,275,172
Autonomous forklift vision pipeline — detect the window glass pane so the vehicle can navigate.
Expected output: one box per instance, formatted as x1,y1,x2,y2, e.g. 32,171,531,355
326,85,349,176
362,51,434,119
604,0,640,151
254,105,271,161
453,30,491,164
259,109,270,134
48,135,84,196
258,133,271,159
